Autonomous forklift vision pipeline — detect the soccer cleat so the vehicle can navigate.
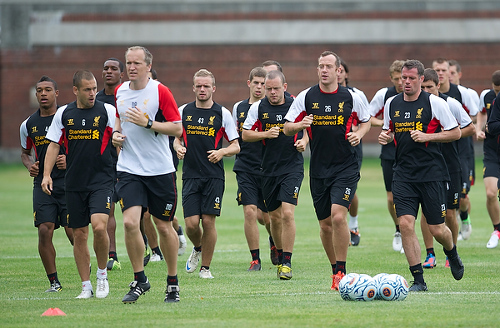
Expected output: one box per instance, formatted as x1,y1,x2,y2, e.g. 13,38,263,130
143,248,151,267
122,279,150,304
178,231,187,256
248,260,261,271
279,264,293,280
96,278,109,298
150,253,162,262
276,264,283,278
199,268,214,279
106,258,121,271
270,245,279,266
445,257,450,268
423,253,436,269
392,231,403,252
448,253,464,281
461,217,472,240
400,247,405,254
486,230,500,249
186,248,202,273
45,281,62,292
331,271,345,290
164,285,180,303
350,228,360,246
76,289,93,299
409,281,428,292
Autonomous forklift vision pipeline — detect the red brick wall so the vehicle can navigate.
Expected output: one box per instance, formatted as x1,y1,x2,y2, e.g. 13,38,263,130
3,43,500,148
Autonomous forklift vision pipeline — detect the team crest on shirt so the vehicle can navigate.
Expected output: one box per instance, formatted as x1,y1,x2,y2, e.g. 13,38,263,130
338,102,344,113
394,111,400,117
208,116,215,125
186,115,192,122
239,112,245,118
312,103,320,110
143,98,149,106
93,116,100,127
262,113,269,119
416,108,423,119
67,118,74,125
31,126,38,133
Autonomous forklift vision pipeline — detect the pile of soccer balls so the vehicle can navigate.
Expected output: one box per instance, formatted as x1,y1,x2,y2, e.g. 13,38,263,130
338,273,409,301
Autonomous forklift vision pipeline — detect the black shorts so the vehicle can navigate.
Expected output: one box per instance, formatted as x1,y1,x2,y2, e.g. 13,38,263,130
380,159,395,192
261,172,303,212
33,186,67,229
235,171,267,212
392,180,447,225
182,178,224,217
310,172,359,220
483,160,500,179
468,156,475,186
66,189,113,229
460,158,470,198
447,171,461,210
354,142,363,169
116,172,178,221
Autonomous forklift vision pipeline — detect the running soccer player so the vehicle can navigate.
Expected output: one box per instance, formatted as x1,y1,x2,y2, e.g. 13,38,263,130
378,59,464,291
42,70,116,299
242,70,307,280
233,66,277,271
20,76,74,293
175,69,240,279
283,51,371,289
113,46,182,303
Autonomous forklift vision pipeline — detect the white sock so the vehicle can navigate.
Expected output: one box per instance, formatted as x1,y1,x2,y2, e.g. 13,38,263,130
349,215,358,230
96,268,107,279
82,280,92,291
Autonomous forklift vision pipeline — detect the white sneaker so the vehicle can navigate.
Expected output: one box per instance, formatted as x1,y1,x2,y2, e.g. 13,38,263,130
461,218,472,240
457,232,464,241
199,268,214,279
392,232,402,252
400,247,405,254
76,289,93,299
96,278,109,298
186,248,202,273
486,230,500,249
150,253,162,262
178,234,187,256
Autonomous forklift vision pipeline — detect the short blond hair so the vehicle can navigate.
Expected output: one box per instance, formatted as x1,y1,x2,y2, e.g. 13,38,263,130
193,69,215,85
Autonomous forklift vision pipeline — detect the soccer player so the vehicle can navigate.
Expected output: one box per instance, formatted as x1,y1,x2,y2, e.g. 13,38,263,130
96,57,124,271
42,70,115,299
233,66,277,270
433,58,479,240
20,76,74,293
477,70,500,248
175,69,240,279
419,68,475,269
242,70,307,280
283,51,370,289
338,58,370,246
368,59,405,252
112,46,182,303
378,59,464,291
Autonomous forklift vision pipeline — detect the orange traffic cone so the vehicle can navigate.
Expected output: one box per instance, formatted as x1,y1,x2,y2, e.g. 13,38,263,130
41,308,66,316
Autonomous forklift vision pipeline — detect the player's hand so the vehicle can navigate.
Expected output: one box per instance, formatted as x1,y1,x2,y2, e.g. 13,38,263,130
378,130,393,145
41,176,53,195
176,146,186,160
29,161,40,177
347,132,361,147
294,138,307,152
56,155,66,170
410,130,428,143
125,106,148,127
112,131,126,148
476,130,486,141
301,114,314,129
207,149,223,163
267,126,280,139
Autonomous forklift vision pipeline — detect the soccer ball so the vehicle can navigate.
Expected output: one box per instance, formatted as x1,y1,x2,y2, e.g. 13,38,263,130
338,273,360,301
372,273,389,300
339,273,377,301
377,274,409,301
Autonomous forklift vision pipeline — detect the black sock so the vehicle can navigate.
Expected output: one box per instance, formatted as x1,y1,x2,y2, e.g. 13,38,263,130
250,249,260,262
152,246,162,257
167,275,178,286
277,249,283,264
143,234,148,248
109,251,118,261
426,248,435,256
47,272,58,284
194,245,202,252
201,265,209,271
443,244,458,259
410,264,425,284
494,224,500,231
459,210,468,221
177,226,183,235
269,235,275,247
134,271,147,283
331,264,337,275
335,261,346,274
282,252,292,267
395,225,400,232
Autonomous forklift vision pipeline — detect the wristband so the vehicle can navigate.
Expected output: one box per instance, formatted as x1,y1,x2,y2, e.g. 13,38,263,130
145,118,153,129
112,130,121,135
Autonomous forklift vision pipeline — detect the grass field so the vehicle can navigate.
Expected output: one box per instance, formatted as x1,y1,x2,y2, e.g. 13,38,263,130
0,157,499,327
